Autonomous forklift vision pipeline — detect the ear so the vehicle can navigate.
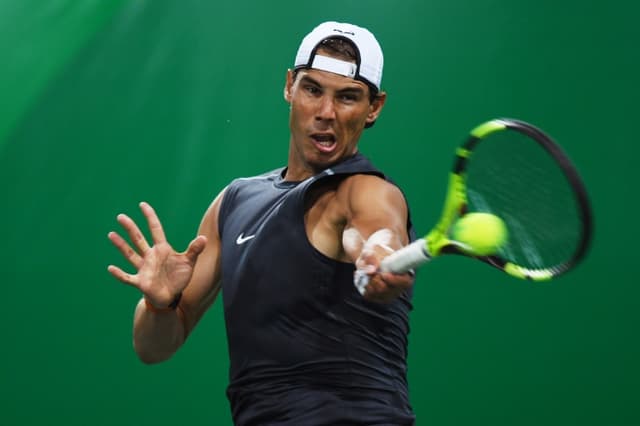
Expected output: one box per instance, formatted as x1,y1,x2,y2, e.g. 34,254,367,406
284,69,294,103
365,91,387,126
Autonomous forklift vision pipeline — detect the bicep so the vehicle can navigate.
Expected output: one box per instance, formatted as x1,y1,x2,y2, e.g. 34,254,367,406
342,175,410,259
180,189,225,336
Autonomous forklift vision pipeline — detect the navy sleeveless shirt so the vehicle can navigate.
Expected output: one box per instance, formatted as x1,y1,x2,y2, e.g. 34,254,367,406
218,153,415,425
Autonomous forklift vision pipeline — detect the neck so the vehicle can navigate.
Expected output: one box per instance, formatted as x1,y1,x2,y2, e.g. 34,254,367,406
283,149,359,182
282,161,315,182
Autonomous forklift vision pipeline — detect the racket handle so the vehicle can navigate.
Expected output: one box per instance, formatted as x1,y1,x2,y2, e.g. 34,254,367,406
380,238,431,273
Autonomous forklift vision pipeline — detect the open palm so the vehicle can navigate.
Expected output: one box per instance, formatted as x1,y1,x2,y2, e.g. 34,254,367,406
107,202,206,308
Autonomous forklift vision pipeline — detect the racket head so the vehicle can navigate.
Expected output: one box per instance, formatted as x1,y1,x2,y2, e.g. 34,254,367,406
429,118,593,281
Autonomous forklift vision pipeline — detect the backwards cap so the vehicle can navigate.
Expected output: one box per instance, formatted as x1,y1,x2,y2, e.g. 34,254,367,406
294,21,384,91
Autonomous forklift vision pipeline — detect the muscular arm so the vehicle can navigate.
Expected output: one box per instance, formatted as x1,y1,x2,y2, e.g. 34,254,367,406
339,174,413,302
129,191,224,364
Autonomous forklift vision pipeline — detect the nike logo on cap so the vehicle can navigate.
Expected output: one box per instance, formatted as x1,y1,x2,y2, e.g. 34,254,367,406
236,233,256,245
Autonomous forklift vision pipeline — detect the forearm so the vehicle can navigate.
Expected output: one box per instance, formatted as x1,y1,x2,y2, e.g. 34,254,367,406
132,298,186,364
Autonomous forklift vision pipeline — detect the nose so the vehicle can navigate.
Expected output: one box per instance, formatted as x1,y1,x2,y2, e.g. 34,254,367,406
315,96,336,122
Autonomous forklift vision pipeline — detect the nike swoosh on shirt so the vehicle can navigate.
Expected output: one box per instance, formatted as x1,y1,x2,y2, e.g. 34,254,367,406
236,233,256,245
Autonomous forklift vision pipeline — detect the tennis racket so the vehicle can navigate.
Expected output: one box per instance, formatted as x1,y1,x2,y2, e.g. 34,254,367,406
380,118,593,281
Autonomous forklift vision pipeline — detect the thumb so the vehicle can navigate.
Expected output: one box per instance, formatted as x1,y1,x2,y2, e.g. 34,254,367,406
184,235,208,263
356,250,379,272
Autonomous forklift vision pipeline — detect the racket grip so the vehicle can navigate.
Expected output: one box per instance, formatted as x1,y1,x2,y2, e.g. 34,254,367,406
380,238,431,273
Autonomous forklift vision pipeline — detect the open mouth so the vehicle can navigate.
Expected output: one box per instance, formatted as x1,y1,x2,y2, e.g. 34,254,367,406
311,133,337,153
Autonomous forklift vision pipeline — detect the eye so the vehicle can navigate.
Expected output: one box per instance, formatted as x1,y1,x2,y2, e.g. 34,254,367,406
304,85,321,95
340,93,358,102
337,92,362,104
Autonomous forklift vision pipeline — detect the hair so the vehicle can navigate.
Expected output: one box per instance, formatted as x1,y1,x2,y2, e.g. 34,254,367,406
317,38,358,62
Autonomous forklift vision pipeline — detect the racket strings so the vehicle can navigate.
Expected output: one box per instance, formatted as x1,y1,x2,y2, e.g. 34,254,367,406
464,130,582,271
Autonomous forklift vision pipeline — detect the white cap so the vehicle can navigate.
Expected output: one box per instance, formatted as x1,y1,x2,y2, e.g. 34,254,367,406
294,21,384,91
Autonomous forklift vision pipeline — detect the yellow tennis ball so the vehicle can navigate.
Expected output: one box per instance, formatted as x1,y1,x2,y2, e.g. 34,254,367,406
451,213,508,255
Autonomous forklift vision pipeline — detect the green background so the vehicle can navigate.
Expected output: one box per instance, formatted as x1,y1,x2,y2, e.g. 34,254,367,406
1,0,637,425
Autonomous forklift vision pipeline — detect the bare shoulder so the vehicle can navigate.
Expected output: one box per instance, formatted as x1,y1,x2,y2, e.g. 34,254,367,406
337,174,408,216
198,187,227,236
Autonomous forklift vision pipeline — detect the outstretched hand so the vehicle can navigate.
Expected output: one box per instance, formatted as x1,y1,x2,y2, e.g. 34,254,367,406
107,202,207,308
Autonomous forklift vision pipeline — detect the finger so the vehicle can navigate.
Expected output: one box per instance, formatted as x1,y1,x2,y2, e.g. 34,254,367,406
140,202,167,245
364,275,386,295
380,271,414,289
184,235,208,264
359,250,380,268
107,265,140,288
108,231,144,269
117,213,151,254
364,281,395,303
355,251,378,272
365,281,403,304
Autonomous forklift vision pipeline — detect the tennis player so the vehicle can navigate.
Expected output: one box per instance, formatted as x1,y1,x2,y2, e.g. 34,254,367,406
108,21,416,425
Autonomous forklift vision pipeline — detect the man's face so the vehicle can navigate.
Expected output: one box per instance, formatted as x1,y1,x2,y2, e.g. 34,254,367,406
283,65,385,180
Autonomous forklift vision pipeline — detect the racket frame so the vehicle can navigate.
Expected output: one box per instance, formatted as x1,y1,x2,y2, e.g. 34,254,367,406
382,118,593,281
